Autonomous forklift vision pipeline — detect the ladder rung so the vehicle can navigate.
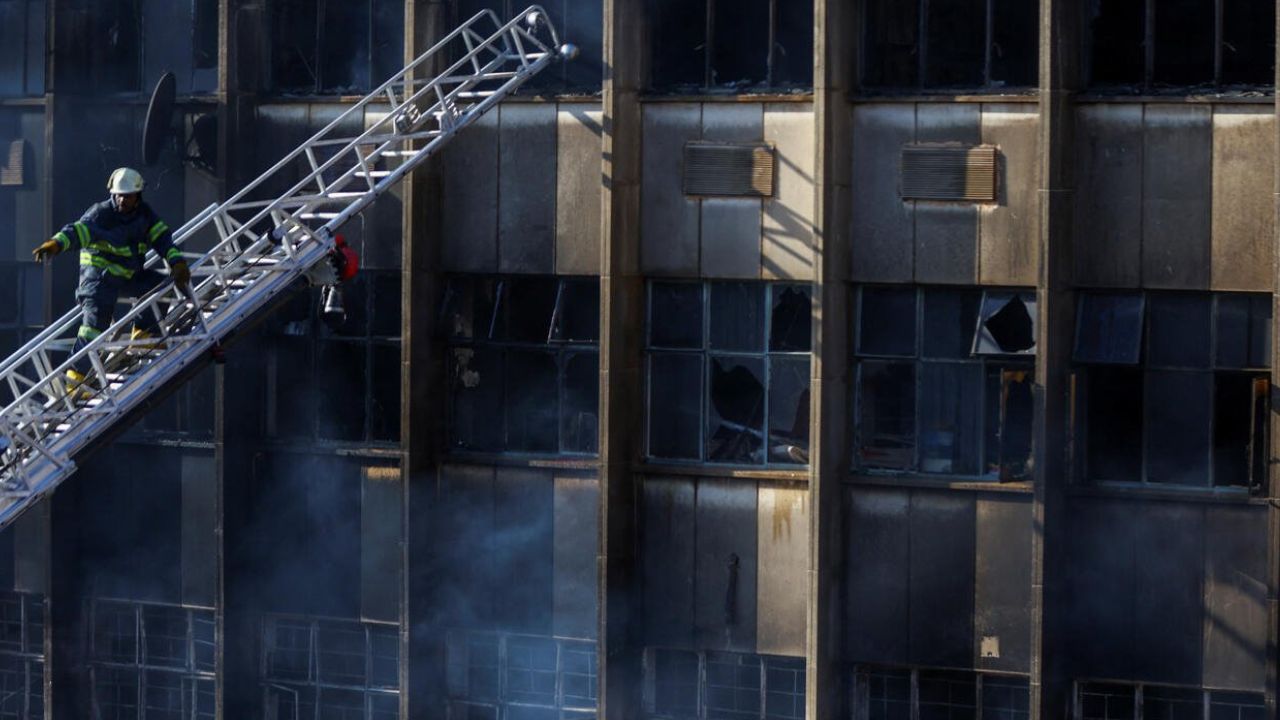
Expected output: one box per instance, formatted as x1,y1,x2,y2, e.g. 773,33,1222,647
298,212,340,220
355,171,391,179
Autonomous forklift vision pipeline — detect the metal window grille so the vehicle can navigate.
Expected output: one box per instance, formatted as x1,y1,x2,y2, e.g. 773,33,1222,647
646,648,805,720
445,630,599,717
1075,683,1265,720
0,593,44,720
261,615,400,720
854,667,1029,720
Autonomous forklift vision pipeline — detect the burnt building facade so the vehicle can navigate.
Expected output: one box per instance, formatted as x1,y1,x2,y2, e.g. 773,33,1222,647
0,0,1278,719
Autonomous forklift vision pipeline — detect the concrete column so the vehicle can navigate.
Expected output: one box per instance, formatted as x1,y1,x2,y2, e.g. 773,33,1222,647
402,1,448,718
598,0,646,716
1031,1,1079,718
810,0,854,717
1268,5,1280,715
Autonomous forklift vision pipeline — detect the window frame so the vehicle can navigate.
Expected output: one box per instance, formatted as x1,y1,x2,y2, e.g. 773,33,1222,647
260,613,401,720
850,665,1032,720
445,629,598,717
644,647,805,720
851,284,1037,482
1073,680,1266,720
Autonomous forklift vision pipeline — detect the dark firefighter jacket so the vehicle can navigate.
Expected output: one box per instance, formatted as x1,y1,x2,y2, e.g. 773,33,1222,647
52,199,181,280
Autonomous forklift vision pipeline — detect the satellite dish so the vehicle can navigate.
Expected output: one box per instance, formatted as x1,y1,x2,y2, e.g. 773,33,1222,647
141,71,177,166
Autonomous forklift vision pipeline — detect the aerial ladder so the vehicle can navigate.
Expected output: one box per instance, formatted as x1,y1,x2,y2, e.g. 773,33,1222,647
0,7,574,530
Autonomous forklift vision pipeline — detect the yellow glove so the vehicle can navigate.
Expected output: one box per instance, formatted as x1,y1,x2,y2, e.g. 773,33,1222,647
32,239,61,262
170,260,191,292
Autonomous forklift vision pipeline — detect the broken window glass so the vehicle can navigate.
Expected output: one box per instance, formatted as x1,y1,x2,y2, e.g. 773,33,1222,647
370,343,401,443
864,0,919,87
856,361,916,471
1145,370,1212,485
450,346,505,451
710,282,765,352
648,353,703,460
710,0,770,87
1152,0,1215,86
649,0,812,91
91,0,142,93
918,362,982,475
924,0,986,88
1146,294,1211,369
318,341,367,441
917,670,976,720
1088,0,1147,86
271,0,320,92
773,0,815,86
650,282,703,349
768,357,810,464
973,292,1038,356
770,285,812,352
986,367,1034,481
991,0,1039,87
649,0,707,89
370,273,402,338
1215,294,1271,369
504,350,559,453
552,280,600,344
276,336,316,439
1083,366,1143,482
1073,293,1144,365
500,277,559,344
328,273,369,338
922,289,981,359
858,287,916,356
442,277,500,340
561,352,599,454
706,356,765,463
319,1,372,93
1222,0,1276,85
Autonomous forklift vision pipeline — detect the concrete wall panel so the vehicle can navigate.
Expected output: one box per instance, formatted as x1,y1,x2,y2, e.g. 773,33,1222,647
701,104,763,142
1211,107,1274,292
360,466,402,623
12,499,46,595
973,495,1032,673
1203,505,1268,691
553,475,599,640
695,478,758,652
498,103,557,273
494,467,555,635
13,111,46,259
915,204,978,284
701,199,762,278
908,491,975,668
438,464,497,628
359,106,405,271
641,104,701,276
851,105,914,282
1133,502,1204,684
556,104,604,275
1074,105,1143,287
756,482,808,656
763,103,816,280
844,487,910,664
979,105,1039,286
1066,500,1137,679
442,109,499,272
643,477,697,647
180,453,217,608
1143,105,1212,289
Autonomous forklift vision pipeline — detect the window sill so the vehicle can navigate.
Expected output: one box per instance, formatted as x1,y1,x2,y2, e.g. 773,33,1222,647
640,461,809,483
1076,91,1274,104
849,91,1038,104
1067,482,1265,505
440,452,599,472
849,472,1032,494
640,92,814,104
0,97,46,107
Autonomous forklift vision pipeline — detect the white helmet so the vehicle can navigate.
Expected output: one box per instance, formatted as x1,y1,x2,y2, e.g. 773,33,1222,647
107,167,145,194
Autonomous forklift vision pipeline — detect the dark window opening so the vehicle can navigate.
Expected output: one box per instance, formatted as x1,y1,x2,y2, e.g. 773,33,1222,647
646,282,812,467
447,631,596,717
855,667,1028,720
862,0,1039,91
91,0,144,94
1087,0,1276,90
193,0,219,70
647,0,814,92
650,649,803,720
1076,683,1266,720
443,275,600,456
1074,291,1270,488
854,286,1035,481
270,0,404,95
262,616,400,719
0,0,46,97
453,0,603,94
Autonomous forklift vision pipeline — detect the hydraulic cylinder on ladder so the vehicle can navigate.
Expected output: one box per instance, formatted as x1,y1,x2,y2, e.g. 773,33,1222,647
0,7,575,530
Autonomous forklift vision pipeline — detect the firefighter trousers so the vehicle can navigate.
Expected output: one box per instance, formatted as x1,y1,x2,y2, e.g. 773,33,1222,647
71,265,165,373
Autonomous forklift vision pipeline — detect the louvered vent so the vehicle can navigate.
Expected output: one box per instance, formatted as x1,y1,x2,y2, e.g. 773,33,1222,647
900,145,998,202
0,140,27,187
683,142,775,197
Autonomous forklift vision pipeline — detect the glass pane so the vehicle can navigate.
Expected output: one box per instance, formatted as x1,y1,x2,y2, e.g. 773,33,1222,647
773,0,814,87
764,656,805,720
925,0,986,87
981,676,1030,720
864,668,912,720
1213,373,1263,488
917,670,975,720
918,362,983,475
450,346,504,451
1146,370,1212,485
1152,0,1215,85
1088,0,1145,85
768,357,810,464
501,277,559,343
505,350,559,453
705,652,761,720
141,605,188,669
770,285,812,352
649,0,707,88
707,356,766,464
504,636,558,706
1215,294,1271,369
991,0,1038,87
1074,293,1144,364
442,276,499,340
561,641,598,709
710,282,765,352
650,282,704,349
856,361,916,471
710,0,769,86
1210,691,1266,720
863,0,919,87
316,622,366,686
922,289,981,359
370,343,401,443
318,341,367,441
1144,686,1204,720
974,292,1037,355
1084,366,1143,482
994,367,1034,481
653,649,699,716
859,287,916,356
1147,294,1211,368
561,352,600,454
649,353,703,459
1079,684,1136,720
553,279,600,343
370,272,402,337
1221,0,1276,84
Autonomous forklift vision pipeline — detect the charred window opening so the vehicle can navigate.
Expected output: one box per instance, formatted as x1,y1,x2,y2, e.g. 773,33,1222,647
267,270,402,445
452,0,604,94
442,275,600,456
0,592,43,720
1073,291,1270,489
446,630,597,716
262,615,399,719
0,0,46,97
854,286,1036,481
647,0,814,93
89,0,143,94
0,261,43,410
1087,0,1276,90
862,0,1039,92
645,282,813,467
647,649,803,719
1075,683,1265,720
270,0,405,95
89,600,215,720
854,666,1030,720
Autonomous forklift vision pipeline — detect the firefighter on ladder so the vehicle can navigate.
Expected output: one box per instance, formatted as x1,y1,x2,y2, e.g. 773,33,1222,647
31,168,191,393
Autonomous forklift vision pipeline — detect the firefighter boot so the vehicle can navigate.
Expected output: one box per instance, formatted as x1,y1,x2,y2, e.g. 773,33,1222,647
64,369,98,402
129,327,167,351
